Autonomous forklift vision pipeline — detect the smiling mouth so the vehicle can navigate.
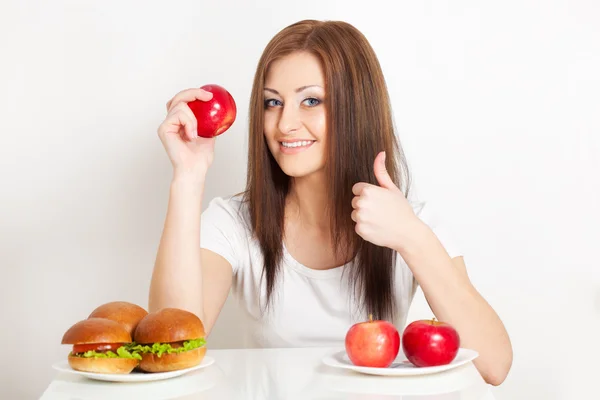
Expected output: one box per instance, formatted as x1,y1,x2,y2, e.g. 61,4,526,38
279,140,315,148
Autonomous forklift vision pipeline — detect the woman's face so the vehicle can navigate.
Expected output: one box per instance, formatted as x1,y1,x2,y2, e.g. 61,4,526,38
263,51,327,178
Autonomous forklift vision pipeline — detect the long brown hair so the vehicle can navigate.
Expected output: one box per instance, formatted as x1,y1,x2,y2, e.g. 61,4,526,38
244,20,411,321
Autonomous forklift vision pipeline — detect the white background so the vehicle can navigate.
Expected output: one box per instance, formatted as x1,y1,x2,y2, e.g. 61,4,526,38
1,1,598,399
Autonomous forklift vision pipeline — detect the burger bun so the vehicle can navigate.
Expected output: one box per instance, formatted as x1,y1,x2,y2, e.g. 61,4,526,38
68,355,138,374
134,308,206,372
62,318,138,374
88,301,148,336
134,308,205,344
62,318,132,345
138,347,206,373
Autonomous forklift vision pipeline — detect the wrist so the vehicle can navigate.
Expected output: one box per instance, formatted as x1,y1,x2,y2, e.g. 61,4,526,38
172,169,207,187
170,174,206,197
392,218,432,255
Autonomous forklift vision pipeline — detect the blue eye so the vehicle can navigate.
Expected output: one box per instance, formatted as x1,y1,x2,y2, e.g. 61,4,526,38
264,98,282,108
302,97,321,107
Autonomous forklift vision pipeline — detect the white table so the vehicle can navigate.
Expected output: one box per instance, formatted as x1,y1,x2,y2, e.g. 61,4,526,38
40,347,496,399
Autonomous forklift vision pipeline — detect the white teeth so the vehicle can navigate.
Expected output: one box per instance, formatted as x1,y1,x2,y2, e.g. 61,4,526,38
281,140,312,148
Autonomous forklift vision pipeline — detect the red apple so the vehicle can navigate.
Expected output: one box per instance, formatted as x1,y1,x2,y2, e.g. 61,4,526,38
401,318,460,367
188,84,237,138
345,315,400,368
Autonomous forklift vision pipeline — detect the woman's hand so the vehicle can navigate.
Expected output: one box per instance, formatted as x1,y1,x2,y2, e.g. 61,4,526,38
158,88,216,183
351,151,424,252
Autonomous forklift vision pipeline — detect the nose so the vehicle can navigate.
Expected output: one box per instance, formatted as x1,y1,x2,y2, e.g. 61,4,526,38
277,103,302,134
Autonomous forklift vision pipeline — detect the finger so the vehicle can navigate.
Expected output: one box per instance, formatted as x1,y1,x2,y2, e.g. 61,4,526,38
165,107,196,142
354,221,364,236
167,88,213,112
351,210,358,222
167,103,198,141
373,151,398,191
351,196,361,209
352,182,371,196
178,104,199,141
166,88,214,112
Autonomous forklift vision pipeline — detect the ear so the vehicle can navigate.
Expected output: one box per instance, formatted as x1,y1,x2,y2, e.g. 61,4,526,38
373,151,398,191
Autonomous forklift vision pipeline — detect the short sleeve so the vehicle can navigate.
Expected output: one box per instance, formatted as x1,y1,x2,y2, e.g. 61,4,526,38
200,196,246,273
399,201,464,312
413,201,463,259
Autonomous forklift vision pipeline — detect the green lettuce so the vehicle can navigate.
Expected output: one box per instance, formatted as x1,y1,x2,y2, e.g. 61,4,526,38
125,338,206,358
74,346,142,360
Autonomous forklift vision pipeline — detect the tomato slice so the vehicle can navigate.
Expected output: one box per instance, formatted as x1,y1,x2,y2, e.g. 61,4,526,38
72,343,124,354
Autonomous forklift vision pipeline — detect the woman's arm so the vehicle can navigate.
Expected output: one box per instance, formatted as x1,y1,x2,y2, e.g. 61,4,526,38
351,151,513,385
149,87,234,335
148,178,233,335
395,223,513,386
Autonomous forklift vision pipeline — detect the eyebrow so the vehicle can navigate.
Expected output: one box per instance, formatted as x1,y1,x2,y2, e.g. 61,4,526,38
264,85,323,95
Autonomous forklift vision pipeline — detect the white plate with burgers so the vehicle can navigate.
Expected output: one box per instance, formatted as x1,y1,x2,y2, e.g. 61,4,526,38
54,302,214,382
52,357,214,382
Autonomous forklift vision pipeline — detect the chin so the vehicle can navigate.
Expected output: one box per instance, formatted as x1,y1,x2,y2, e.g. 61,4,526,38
266,143,326,179
277,160,324,179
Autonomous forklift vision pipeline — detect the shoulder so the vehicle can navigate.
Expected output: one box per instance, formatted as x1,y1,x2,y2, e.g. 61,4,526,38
203,193,250,227
204,192,246,212
410,200,441,228
409,199,463,259
201,192,254,241
394,199,464,306
200,193,252,272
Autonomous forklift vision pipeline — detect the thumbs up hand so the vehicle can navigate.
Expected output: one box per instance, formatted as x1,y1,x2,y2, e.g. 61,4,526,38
351,151,423,251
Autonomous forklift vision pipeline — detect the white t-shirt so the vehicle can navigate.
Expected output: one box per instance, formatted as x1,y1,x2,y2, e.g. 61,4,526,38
200,195,462,348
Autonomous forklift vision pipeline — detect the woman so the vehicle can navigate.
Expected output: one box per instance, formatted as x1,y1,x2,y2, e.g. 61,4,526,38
149,20,512,385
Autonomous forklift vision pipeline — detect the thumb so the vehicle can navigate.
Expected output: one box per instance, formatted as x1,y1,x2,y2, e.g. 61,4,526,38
373,151,398,191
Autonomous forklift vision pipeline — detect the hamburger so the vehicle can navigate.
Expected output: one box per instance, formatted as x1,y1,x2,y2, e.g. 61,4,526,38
88,301,148,336
61,318,141,374
129,308,206,372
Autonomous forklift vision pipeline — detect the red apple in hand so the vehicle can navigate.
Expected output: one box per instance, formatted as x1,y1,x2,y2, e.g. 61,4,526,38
345,315,400,368
402,318,460,367
188,84,237,138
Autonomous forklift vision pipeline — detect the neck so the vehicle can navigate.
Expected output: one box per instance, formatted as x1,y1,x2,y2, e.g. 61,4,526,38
287,171,329,230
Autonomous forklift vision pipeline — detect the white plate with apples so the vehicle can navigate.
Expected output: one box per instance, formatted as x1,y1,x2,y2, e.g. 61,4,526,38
323,317,479,376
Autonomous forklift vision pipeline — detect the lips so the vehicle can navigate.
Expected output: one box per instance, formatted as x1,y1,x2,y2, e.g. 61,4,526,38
278,140,315,154
280,140,315,148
